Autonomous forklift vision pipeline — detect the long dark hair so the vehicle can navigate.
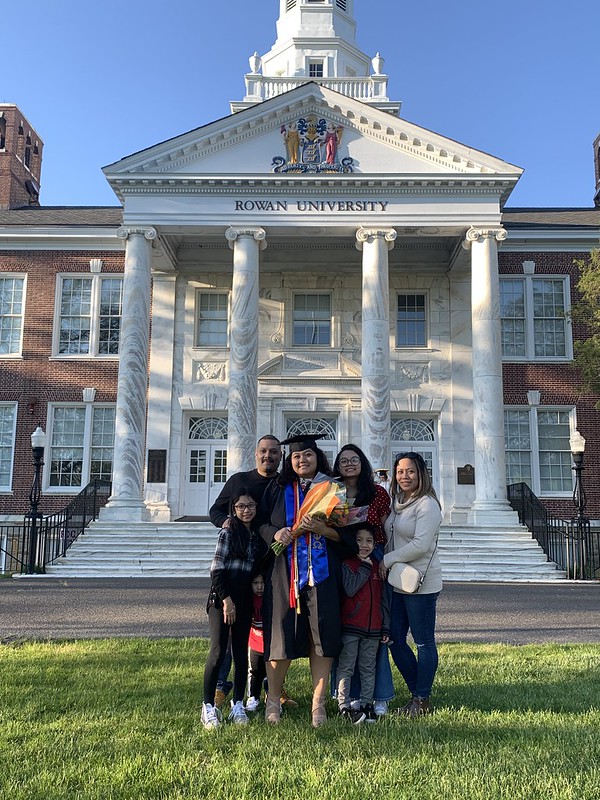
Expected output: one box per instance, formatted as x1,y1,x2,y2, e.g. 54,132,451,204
278,448,332,486
333,443,377,506
389,452,440,506
227,488,261,559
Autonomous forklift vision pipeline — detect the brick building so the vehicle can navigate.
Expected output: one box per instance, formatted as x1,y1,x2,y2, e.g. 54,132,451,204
1,2,599,569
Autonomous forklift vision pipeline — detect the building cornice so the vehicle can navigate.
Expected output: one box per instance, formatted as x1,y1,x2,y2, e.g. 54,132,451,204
0,227,123,250
504,228,600,252
112,174,519,197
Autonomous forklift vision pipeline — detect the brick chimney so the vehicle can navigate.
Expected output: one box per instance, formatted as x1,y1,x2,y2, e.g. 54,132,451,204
0,104,43,210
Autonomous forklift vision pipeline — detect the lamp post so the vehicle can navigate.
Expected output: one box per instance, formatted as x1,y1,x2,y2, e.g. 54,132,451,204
26,426,47,574
569,430,590,579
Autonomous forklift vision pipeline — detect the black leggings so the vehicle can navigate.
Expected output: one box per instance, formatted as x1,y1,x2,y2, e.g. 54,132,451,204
248,646,267,699
203,604,252,705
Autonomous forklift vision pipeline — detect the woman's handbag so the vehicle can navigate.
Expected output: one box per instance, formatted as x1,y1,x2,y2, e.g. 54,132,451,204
388,562,424,594
386,508,439,594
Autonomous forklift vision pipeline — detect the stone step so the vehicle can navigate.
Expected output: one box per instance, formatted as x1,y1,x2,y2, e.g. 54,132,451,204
43,520,568,582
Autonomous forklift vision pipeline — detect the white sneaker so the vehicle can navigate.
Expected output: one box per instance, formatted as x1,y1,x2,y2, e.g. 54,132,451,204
245,696,260,712
201,702,221,730
228,700,249,725
374,700,389,716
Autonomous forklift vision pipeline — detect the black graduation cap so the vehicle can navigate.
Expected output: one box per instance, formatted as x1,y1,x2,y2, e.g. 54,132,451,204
280,433,328,453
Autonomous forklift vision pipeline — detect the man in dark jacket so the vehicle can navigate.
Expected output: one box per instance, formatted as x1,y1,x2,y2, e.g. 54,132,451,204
210,435,282,528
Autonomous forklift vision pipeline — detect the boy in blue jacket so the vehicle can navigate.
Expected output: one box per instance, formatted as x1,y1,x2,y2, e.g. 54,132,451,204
337,523,391,724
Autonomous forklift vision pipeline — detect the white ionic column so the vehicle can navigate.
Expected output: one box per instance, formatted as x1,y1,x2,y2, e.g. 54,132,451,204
102,226,155,522
356,227,396,472
144,272,177,521
463,227,518,525
225,227,266,476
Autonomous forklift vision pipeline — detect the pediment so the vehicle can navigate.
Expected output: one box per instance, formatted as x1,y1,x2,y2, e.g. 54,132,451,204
258,351,362,380
103,83,522,187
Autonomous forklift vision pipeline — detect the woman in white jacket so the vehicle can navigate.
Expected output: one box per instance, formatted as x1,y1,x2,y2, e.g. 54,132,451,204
382,452,442,717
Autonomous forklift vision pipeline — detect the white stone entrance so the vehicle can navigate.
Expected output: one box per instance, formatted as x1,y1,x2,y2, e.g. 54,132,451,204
182,416,228,517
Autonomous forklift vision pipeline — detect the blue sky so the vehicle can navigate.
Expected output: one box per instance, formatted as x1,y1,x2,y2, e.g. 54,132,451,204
3,0,598,208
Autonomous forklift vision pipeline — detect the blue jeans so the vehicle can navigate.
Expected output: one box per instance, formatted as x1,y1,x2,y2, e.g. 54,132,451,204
389,590,440,700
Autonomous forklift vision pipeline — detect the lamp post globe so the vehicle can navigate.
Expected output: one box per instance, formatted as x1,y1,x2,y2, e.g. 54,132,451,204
569,430,589,579
26,427,47,574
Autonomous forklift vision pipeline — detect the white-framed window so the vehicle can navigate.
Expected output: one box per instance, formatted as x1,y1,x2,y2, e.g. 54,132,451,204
54,275,123,357
292,292,332,346
500,276,572,360
504,407,575,496
0,403,17,490
46,404,116,490
308,60,324,78
195,292,229,347
396,293,427,347
285,416,338,465
0,275,26,356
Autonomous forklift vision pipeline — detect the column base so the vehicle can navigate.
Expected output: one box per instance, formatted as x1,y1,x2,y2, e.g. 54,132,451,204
145,502,172,523
447,506,471,525
144,485,172,522
467,501,520,526
100,498,151,523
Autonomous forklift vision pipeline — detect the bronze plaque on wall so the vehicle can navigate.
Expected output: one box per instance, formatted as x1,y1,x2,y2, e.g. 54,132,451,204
457,464,475,485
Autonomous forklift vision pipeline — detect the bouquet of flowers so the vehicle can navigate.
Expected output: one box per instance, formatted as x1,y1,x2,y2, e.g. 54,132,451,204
271,481,369,555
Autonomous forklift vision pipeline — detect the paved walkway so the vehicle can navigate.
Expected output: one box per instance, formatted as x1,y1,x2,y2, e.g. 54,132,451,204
1,578,599,644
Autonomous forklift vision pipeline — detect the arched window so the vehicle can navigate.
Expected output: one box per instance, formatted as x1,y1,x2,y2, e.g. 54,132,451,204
188,416,228,441
285,416,337,464
390,418,435,443
286,416,336,440
391,417,438,485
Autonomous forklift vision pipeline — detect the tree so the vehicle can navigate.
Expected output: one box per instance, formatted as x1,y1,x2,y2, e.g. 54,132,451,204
571,249,600,408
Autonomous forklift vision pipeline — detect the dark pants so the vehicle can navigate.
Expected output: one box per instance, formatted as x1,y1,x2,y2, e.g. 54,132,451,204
389,590,440,700
203,604,252,705
248,646,267,699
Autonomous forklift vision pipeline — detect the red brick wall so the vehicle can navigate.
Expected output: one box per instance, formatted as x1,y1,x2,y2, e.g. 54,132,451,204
0,106,43,210
500,250,600,520
1,250,122,515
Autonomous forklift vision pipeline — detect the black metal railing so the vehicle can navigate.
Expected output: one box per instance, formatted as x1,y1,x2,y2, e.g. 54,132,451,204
0,480,111,575
0,523,27,574
507,482,600,580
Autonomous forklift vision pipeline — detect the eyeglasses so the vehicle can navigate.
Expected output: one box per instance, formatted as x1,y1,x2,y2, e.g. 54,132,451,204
234,503,256,512
338,457,361,467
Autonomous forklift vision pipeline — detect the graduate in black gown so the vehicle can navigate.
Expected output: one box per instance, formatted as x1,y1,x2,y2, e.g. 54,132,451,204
259,434,357,727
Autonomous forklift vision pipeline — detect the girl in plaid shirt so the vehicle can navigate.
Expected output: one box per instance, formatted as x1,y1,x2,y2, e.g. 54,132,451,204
202,489,268,730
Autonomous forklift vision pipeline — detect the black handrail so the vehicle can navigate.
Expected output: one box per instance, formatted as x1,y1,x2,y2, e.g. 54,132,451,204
0,479,111,575
507,482,599,580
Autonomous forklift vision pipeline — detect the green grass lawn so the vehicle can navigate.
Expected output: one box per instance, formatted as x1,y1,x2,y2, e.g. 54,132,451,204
1,639,599,800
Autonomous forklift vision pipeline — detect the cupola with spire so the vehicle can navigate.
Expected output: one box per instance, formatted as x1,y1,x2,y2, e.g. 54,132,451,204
231,0,400,115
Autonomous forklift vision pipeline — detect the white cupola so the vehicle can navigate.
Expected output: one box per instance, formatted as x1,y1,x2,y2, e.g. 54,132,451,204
231,0,400,115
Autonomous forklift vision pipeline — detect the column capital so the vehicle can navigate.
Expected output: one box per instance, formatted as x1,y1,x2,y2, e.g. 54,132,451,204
462,227,507,249
225,226,267,250
355,227,397,251
117,226,157,241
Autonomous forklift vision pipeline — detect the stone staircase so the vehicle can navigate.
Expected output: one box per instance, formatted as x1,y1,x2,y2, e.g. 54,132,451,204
40,520,567,581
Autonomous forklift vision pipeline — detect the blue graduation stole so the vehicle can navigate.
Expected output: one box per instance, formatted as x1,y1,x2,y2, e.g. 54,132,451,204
284,480,330,604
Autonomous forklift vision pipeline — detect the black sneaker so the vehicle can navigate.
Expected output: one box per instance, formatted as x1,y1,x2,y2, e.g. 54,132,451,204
361,703,378,723
340,706,366,725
